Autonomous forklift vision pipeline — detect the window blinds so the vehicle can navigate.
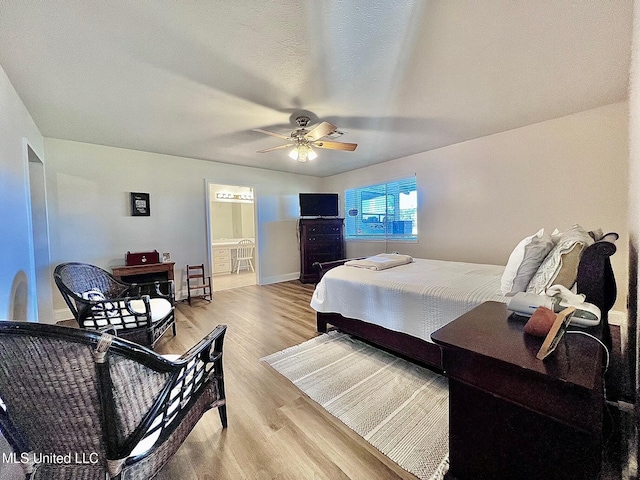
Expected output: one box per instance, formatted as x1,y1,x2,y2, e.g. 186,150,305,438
345,176,417,240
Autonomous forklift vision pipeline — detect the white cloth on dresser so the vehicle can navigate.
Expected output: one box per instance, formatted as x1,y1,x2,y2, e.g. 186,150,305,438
344,253,413,270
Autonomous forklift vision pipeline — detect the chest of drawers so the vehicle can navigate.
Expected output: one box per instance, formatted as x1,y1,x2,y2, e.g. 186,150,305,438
299,218,345,283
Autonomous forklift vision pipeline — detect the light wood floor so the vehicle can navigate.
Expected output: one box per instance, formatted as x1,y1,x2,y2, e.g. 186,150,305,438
211,270,256,292
154,281,418,480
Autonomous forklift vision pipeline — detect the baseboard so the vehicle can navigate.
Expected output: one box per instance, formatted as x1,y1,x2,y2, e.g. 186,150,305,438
609,309,626,326
54,308,73,323
259,272,300,285
177,273,299,297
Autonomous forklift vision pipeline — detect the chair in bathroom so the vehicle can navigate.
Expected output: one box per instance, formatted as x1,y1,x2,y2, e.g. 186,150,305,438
234,240,255,274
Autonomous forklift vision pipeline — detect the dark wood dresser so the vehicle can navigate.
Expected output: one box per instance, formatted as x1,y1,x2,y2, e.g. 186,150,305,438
112,262,175,295
299,218,345,283
431,301,606,480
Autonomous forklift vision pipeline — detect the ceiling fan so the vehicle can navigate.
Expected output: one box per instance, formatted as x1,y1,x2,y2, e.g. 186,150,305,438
253,116,357,162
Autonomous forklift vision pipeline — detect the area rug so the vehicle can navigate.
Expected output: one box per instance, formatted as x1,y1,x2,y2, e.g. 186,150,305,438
261,331,449,480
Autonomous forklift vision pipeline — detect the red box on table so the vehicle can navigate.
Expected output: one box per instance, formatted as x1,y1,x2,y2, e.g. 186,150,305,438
125,250,160,266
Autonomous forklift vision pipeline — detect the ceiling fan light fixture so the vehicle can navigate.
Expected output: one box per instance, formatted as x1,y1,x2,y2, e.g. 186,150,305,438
307,148,317,161
289,145,317,162
255,115,356,162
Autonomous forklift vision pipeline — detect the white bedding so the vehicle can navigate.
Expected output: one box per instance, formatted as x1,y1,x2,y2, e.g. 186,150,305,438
310,258,508,343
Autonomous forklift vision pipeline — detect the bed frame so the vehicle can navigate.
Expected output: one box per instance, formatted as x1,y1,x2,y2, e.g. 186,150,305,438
313,237,618,370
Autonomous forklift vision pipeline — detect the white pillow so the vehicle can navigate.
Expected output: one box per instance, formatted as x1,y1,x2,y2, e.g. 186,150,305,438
129,298,173,322
500,228,555,296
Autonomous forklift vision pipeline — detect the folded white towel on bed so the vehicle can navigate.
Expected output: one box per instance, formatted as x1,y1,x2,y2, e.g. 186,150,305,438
345,253,413,271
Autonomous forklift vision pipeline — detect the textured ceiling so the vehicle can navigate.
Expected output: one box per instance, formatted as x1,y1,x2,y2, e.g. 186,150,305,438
0,1,632,177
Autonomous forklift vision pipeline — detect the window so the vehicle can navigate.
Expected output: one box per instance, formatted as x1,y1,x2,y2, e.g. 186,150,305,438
345,176,417,240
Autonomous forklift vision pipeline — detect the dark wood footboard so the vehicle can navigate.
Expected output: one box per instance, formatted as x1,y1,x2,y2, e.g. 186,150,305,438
314,256,445,370
317,312,443,370
312,258,364,282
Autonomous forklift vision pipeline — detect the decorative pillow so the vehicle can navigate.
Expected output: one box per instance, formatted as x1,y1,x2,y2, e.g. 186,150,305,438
551,242,584,288
526,224,594,294
79,289,118,318
500,228,555,296
80,289,106,302
524,306,557,337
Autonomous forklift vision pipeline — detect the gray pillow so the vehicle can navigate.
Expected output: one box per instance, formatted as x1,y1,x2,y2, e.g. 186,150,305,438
500,229,555,295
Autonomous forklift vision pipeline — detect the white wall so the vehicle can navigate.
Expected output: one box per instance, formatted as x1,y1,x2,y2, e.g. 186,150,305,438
44,138,321,315
322,102,629,311
0,65,48,322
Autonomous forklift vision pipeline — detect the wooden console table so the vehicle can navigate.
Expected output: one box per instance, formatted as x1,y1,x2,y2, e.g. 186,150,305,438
431,301,605,480
112,262,175,282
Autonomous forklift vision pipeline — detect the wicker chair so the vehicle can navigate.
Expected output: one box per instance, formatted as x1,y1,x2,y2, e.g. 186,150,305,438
0,321,227,480
54,262,176,348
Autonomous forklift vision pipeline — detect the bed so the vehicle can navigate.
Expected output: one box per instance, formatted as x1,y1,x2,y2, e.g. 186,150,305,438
311,230,618,371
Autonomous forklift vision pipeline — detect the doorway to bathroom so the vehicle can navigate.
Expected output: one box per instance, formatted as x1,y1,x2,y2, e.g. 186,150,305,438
207,183,257,291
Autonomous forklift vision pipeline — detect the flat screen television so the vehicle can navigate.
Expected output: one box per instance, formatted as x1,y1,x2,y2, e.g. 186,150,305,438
299,193,339,217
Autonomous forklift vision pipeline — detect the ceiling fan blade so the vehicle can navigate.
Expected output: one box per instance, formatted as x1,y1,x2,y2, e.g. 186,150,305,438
257,143,294,153
252,128,290,140
313,140,358,151
305,122,338,141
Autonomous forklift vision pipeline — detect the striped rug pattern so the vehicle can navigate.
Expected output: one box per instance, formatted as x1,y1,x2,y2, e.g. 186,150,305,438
261,331,449,480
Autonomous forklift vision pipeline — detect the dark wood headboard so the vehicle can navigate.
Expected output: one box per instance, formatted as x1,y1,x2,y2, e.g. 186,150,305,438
575,233,618,317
